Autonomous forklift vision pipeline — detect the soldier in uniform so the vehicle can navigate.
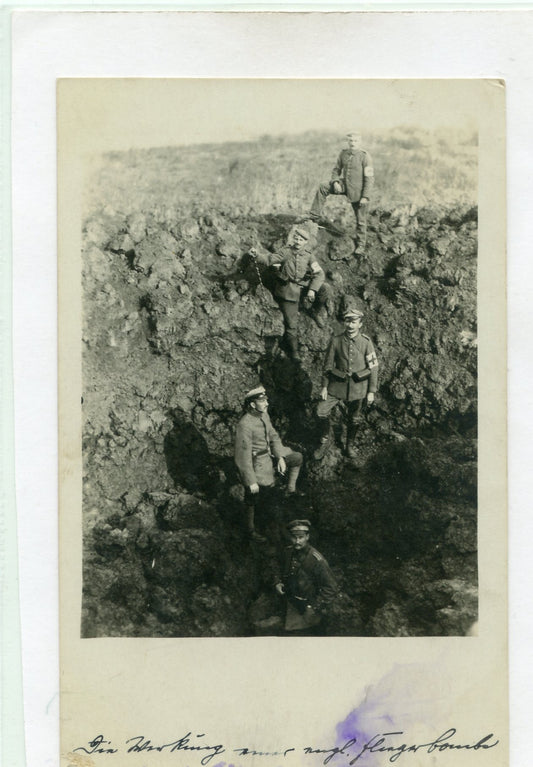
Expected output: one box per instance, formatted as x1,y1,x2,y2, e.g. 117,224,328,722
234,385,304,543
314,305,378,460
251,226,333,361
274,519,338,634
310,131,374,256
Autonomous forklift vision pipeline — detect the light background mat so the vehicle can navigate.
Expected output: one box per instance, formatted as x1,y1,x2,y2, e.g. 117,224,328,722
10,9,532,767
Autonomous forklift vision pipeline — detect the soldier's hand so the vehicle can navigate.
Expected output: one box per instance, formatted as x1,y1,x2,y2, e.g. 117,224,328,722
275,583,285,596
332,181,343,194
277,457,286,475
367,392,375,405
320,386,329,401
249,483,260,494
307,289,316,303
360,197,369,205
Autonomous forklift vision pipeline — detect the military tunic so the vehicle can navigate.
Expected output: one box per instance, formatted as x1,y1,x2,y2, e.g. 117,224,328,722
265,244,325,302
321,330,379,402
259,244,330,354
276,544,338,630
234,410,292,488
331,148,374,203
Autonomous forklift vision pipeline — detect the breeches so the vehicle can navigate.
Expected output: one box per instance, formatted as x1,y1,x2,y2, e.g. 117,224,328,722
244,450,303,505
278,284,333,339
317,395,363,424
279,300,300,339
310,182,368,244
351,201,368,244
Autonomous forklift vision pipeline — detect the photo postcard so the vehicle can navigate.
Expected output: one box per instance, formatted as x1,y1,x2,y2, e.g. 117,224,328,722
58,77,507,767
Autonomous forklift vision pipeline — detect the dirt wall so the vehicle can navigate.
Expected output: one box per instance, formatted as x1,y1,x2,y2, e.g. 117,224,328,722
81,189,477,637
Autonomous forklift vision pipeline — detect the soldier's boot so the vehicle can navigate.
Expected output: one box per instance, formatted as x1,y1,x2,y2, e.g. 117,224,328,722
285,464,305,497
354,223,368,256
345,439,358,459
353,225,367,255
311,305,328,329
325,297,335,317
284,452,305,497
286,335,301,362
314,417,331,461
345,422,358,459
353,199,368,255
313,436,331,461
245,507,266,543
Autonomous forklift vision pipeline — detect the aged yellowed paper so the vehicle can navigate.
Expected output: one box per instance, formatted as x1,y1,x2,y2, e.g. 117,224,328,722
58,77,506,767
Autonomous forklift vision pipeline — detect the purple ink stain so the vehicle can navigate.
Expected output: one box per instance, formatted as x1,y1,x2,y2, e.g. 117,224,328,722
333,689,398,767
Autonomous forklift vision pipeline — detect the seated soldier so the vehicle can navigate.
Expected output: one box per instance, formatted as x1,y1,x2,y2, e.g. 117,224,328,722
234,385,304,543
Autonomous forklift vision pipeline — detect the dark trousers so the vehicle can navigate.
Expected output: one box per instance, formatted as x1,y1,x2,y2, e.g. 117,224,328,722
310,182,368,246
351,201,368,247
244,451,303,532
244,485,278,533
278,284,333,344
317,397,363,441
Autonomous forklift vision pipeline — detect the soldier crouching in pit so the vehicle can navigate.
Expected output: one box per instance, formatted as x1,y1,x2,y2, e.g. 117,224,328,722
234,385,304,543
314,305,378,461
273,519,338,635
250,226,333,361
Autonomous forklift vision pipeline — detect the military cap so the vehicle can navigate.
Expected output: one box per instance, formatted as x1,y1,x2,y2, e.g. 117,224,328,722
293,226,310,240
346,130,362,138
344,308,364,320
244,384,267,403
287,519,312,533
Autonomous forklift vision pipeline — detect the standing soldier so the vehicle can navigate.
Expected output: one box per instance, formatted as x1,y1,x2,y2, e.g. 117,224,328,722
274,519,338,634
234,385,304,543
314,305,378,460
251,226,333,361
310,131,374,256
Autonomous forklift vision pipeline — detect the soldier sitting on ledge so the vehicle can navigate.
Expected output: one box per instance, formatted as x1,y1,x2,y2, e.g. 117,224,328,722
234,385,304,543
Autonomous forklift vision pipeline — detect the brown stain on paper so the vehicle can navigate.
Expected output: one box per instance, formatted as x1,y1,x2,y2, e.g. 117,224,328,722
65,753,95,767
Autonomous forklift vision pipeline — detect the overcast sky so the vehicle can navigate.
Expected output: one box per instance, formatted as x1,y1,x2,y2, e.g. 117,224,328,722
59,78,484,154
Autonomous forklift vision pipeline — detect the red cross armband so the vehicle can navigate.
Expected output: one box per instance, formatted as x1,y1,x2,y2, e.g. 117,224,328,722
366,351,378,369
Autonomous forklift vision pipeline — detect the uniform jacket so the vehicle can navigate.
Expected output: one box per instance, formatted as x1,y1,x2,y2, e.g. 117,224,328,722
276,544,337,616
264,245,325,302
331,148,374,203
322,331,379,401
234,409,291,487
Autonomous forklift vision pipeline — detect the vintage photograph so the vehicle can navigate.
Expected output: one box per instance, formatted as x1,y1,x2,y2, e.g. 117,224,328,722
79,79,479,638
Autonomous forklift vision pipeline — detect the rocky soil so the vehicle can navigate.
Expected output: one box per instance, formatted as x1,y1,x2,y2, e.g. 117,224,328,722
81,140,477,637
